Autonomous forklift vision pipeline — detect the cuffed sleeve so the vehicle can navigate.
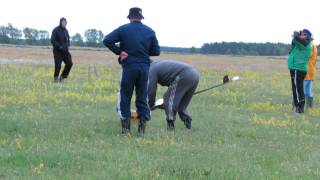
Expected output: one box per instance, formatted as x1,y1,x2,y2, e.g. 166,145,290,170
149,35,160,56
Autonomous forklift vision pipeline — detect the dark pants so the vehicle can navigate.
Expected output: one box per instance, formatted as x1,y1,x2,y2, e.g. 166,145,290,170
117,63,150,120
53,50,73,79
290,69,307,112
164,68,199,121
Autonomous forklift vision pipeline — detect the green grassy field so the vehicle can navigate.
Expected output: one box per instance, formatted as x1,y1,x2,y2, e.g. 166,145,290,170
1,62,320,179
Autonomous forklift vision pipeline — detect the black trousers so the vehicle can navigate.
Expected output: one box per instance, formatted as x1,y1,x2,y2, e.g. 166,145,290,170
290,69,307,112
53,50,73,78
117,64,150,120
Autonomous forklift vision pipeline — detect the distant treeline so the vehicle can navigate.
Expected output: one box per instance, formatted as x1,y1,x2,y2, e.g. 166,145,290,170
201,42,291,56
1,23,319,56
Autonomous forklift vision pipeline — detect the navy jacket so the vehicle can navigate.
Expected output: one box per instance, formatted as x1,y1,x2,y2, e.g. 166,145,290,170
51,26,70,53
103,21,160,66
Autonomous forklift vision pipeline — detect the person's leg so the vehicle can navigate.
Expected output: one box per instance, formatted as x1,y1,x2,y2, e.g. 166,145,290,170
296,70,307,113
309,81,314,108
304,80,311,97
178,69,199,129
135,64,151,120
163,75,190,130
290,70,298,111
304,80,314,108
135,64,150,135
61,52,73,79
163,89,173,130
309,81,313,98
119,66,136,133
116,70,123,119
53,50,63,81
304,80,311,108
178,98,193,129
163,76,181,121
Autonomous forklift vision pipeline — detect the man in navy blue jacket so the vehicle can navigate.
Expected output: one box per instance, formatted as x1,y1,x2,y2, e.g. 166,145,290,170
51,17,73,82
103,7,160,135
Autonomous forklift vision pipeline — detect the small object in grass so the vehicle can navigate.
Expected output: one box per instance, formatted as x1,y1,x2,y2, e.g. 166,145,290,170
232,76,240,81
152,98,164,110
155,98,164,107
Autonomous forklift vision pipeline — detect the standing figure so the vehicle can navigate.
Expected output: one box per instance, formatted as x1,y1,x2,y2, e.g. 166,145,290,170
288,29,312,114
51,17,73,82
103,7,160,135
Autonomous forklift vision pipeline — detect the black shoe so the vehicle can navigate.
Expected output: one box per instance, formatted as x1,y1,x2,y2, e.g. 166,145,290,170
138,117,147,135
306,97,313,109
121,118,131,135
59,77,66,82
183,118,192,129
54,77,59,83
167,120,175,131
295,106,304,114
310,97,314,108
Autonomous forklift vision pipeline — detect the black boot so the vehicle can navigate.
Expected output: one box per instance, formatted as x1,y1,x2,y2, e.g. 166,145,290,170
296,102,305,114
183,118,192,129
121,118,131,135
59,77,65,82
306,96,313,108
54,77,59,83
167,120,175,131
138,117,147,136
310,97,314,108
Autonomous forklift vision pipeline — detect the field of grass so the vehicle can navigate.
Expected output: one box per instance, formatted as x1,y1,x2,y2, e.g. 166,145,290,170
1,46,320,179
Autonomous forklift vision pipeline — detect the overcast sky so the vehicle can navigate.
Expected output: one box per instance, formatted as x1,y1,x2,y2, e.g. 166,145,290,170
0,0,319,47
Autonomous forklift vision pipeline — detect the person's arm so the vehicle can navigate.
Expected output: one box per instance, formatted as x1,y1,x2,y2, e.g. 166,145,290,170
289,40,296,54
310,44,318,66
147,70,158,108
67,30,70,48
51,29,60,48
149,34,160,56
292,32,309,49
292,38,309,50
103,28,121,55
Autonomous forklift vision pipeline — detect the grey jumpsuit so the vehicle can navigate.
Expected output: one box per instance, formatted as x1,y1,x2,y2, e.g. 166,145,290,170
148,60,199,122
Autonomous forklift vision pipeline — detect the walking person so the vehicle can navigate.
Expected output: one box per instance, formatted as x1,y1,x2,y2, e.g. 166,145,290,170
304,38,318,109
288,29,313,114
51,17,73,82
148,60,199,130
103,7,160,135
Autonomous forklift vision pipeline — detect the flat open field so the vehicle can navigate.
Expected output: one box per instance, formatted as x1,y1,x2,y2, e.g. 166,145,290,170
1,45,320,179
0,44,299,72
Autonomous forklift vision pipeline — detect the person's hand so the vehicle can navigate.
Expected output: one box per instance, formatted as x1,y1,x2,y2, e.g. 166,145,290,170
293,31,300,38
59,45,67,53
120,51,128,61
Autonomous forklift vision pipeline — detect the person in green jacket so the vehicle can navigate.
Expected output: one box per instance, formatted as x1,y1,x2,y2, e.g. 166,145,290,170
288,29,313,114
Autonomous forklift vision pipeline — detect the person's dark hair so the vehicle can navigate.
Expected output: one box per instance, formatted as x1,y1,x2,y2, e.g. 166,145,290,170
303,29,313,42
59,17,67,27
